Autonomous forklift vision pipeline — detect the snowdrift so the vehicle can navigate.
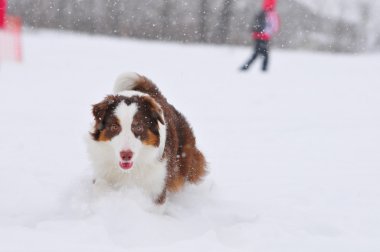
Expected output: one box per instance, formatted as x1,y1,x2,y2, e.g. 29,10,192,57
0,31,379,251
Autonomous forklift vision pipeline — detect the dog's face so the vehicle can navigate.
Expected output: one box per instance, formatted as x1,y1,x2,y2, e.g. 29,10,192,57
91,94,164,171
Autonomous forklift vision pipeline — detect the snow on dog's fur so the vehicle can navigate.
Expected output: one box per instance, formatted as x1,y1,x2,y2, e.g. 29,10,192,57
87,73,207,204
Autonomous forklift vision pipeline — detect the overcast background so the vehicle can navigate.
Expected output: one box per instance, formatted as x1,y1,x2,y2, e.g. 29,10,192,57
7,0,380,53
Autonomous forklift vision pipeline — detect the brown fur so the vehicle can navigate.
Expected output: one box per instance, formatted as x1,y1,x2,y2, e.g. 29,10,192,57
142,130,160,147
91,95,163,147
91,95,122,141
131,75,207,201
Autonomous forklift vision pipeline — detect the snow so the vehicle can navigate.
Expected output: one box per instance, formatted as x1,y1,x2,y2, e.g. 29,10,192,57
1,30,380,251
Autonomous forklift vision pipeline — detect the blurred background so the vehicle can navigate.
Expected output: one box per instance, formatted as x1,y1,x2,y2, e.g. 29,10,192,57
6,0,380,53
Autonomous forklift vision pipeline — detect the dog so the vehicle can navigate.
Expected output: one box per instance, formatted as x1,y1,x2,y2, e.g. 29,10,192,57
87,73,207,204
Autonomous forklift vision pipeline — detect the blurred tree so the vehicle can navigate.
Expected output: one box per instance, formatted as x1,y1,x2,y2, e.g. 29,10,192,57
358,2,370,51
160,0,173,40
106,0,121,35
199,0,209,42
217,0,234,44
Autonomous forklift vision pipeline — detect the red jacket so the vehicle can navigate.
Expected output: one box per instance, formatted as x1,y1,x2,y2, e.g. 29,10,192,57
252,0,280,41
0,0,6,28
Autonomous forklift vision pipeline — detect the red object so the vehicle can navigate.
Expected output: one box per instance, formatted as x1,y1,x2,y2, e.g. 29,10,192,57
263,0,276,11
253,32,271,41
0,16,22,62
0,0,6,28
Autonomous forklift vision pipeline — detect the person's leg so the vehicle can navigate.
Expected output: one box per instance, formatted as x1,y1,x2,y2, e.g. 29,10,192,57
241,51,258,70
259,41,269,71
262,50,269,71
240,40,261,70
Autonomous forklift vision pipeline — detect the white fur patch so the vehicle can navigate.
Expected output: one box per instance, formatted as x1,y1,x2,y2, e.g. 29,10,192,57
87,96,167,200
117,90,147,98
113,72,140,93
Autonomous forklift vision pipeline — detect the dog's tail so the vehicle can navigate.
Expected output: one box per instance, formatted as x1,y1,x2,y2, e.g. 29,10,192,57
113,72,141,93
113,72,164,101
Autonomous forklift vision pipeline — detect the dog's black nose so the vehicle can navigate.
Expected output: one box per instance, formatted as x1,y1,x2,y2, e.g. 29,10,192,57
120,150,133,161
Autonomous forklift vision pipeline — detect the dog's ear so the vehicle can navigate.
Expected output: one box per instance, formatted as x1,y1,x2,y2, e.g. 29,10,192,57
141,96,164,125
92,95,118,122
91,95,120,140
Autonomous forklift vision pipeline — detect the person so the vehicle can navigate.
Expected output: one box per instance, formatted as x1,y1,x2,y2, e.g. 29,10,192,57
240,0,279,72
0,0,6,29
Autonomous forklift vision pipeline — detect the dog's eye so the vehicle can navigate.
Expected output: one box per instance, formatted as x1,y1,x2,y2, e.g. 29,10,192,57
110,124,120,132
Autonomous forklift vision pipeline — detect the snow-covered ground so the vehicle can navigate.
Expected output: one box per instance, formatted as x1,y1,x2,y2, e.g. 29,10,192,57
0,31,379,251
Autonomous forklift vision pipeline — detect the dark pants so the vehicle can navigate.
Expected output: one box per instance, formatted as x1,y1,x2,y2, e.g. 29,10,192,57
241,40,269,71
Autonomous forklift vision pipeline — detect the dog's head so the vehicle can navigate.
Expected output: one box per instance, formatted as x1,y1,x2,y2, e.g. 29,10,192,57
90,93,165,171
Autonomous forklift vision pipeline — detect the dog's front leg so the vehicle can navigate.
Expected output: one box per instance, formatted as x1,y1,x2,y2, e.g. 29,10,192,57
154,188,167,205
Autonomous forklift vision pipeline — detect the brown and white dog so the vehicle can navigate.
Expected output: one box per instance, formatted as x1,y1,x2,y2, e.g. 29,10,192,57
87,73,207,204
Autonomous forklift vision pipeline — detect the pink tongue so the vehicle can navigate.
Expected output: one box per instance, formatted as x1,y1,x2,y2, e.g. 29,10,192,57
119,161,133,170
